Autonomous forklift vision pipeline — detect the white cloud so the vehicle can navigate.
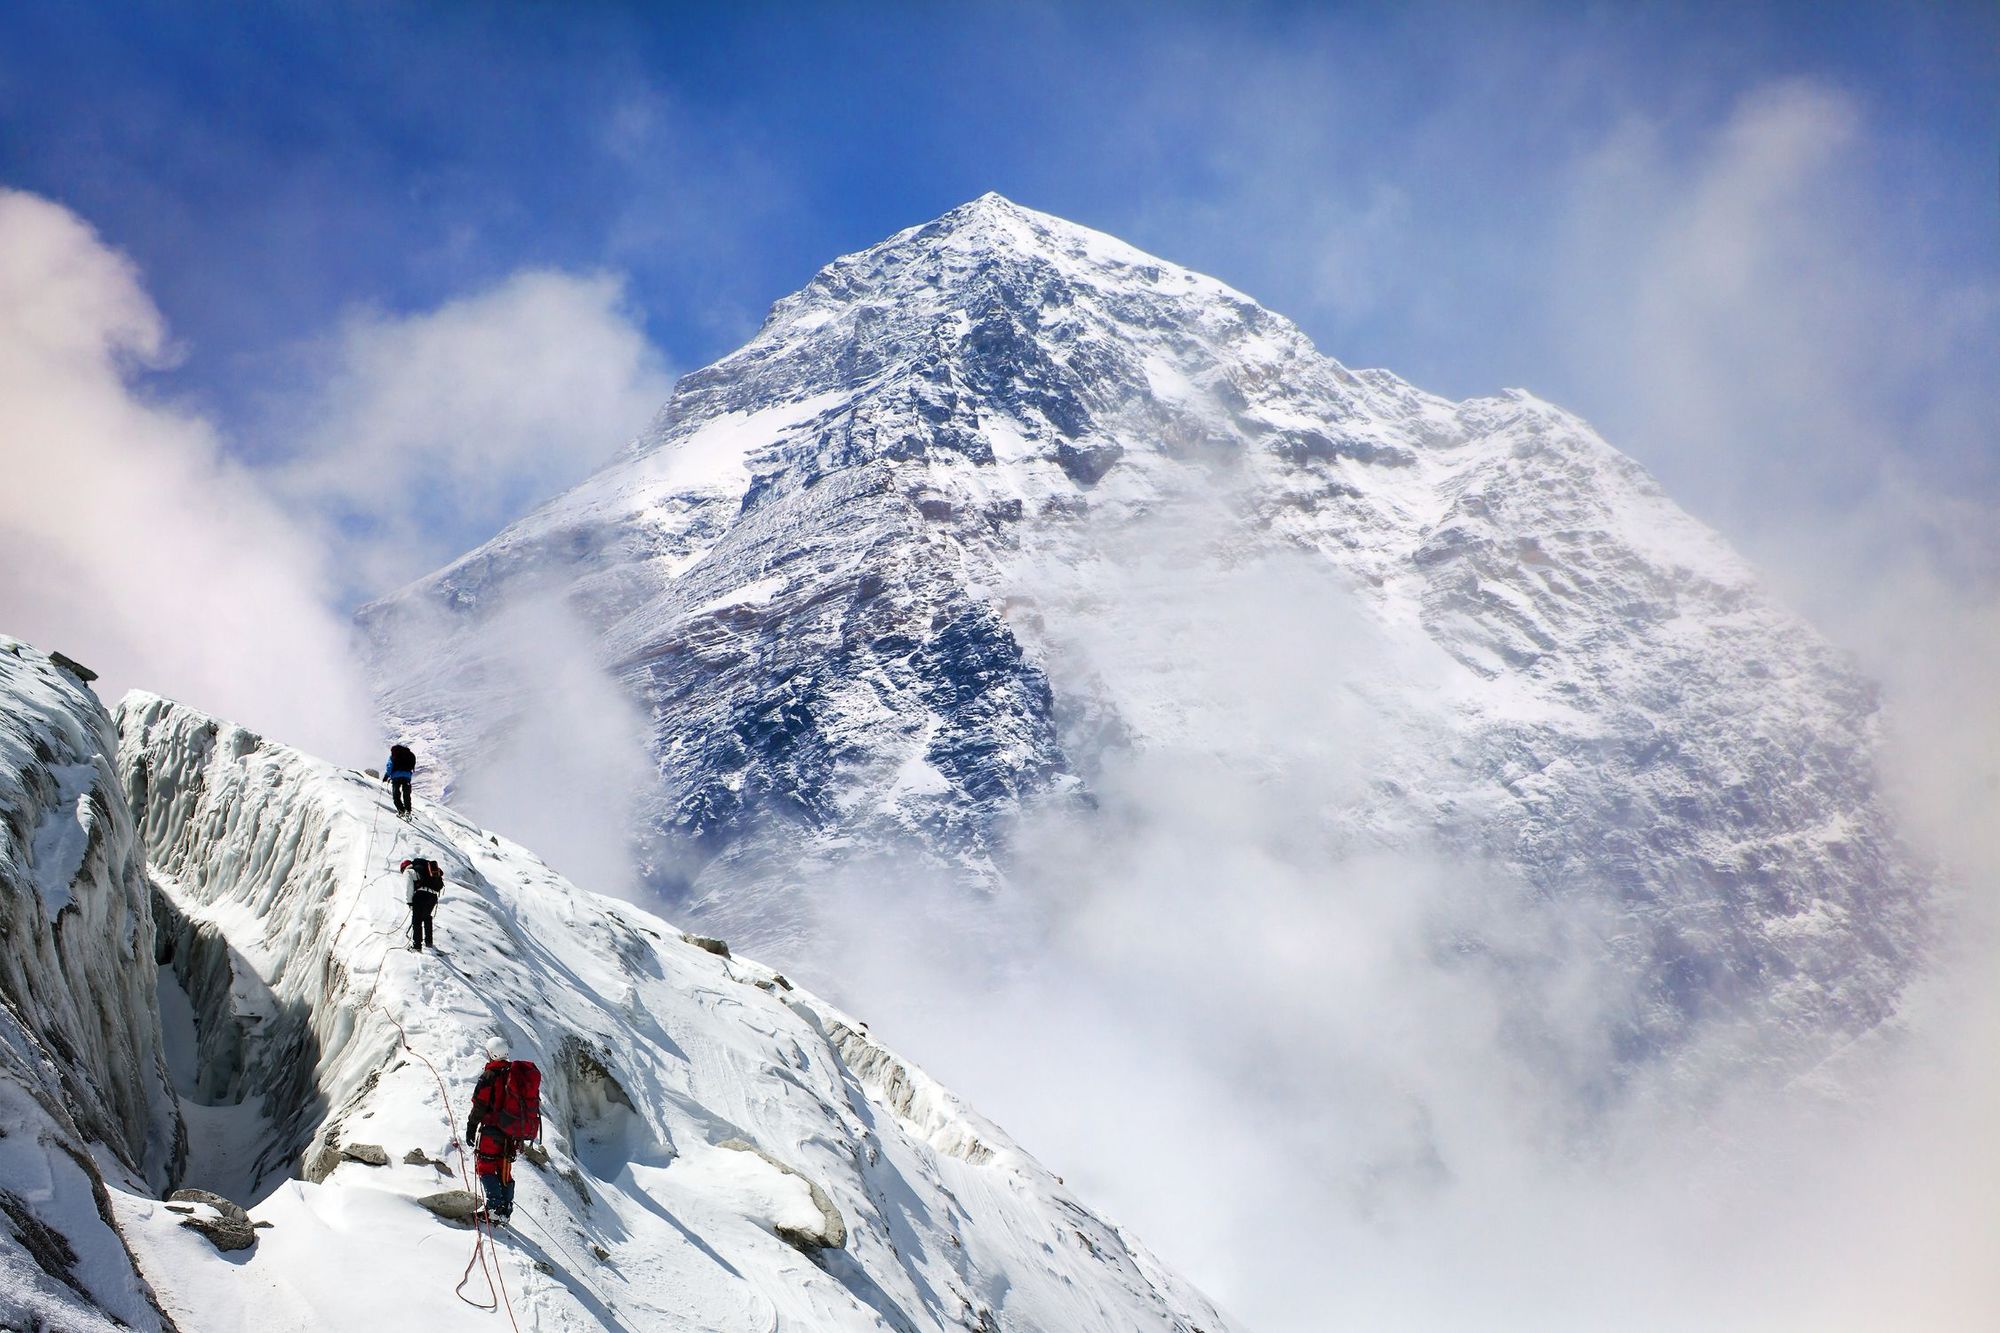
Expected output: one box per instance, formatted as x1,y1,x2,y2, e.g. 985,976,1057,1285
376,586,658,902
791,84,2000,1324
1548,105,2000,1315
267,270,676,895
276,268,673,595
1553,79,1999,539
810,501,2000,1332
0,188,374,756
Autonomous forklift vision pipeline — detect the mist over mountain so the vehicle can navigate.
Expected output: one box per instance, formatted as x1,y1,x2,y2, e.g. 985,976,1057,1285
363,193,1925,1073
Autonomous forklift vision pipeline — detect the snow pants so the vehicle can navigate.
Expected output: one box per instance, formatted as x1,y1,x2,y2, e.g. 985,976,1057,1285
479,1156,515,1218
390,776,412,816
409,892,436,950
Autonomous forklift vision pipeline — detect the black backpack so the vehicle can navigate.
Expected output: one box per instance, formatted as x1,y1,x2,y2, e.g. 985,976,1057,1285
412,859,444,894
389,744,416,771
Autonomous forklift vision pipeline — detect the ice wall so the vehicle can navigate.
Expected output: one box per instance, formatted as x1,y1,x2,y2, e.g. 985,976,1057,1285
0,636,181,1330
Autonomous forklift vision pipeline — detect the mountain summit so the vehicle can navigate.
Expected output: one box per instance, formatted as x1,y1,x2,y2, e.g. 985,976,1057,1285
361,196,1923,1064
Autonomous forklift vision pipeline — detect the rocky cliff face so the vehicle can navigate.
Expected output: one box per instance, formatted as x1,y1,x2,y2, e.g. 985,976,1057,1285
360,195,1924,1064
0,637,180,1331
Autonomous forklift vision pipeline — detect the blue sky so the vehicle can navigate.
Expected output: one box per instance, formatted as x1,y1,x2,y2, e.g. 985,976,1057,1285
4,2,1990,462
1,0,1993,649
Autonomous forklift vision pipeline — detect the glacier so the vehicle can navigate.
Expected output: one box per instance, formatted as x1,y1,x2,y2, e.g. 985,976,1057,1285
0,631,1237,1330
359,192,1925,1068
0,638,181,1330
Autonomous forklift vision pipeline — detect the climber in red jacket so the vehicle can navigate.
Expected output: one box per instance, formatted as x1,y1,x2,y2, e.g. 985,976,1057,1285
464,1036,540,1225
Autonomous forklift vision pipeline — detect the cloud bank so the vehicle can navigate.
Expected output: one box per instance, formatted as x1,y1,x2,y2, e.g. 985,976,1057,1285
786,79,2000,1332
0,185,676,824
274,268,674,596
0,188,374,757
806,508,1998,1333
1552,79,1999,535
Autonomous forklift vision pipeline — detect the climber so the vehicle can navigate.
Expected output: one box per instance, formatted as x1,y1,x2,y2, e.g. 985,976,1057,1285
401,855,444,953
383,741,416,818
465,1036,541,1226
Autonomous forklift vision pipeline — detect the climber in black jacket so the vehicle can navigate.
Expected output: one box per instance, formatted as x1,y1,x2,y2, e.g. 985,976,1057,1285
401,856,443,952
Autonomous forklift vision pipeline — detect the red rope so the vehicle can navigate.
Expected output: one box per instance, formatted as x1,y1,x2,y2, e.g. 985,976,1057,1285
377,994,520,1328
456,1232,500,1314
332,794,524,1329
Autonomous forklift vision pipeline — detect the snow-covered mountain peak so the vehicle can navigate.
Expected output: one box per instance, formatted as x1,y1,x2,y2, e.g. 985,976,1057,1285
764,189,1264,332
715,189,1349,458
361,197,1925,1074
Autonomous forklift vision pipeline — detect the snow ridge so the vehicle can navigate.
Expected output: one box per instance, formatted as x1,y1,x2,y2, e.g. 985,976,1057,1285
112,689,1235,1332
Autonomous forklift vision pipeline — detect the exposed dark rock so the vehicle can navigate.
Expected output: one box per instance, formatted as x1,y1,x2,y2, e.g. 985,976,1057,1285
48,651,98,684
1054,440,1124,486
170,1188,256,1253
0,1188,91,1299
303,1139,343,1184
416,1190,482,1222
403,1148,452,1174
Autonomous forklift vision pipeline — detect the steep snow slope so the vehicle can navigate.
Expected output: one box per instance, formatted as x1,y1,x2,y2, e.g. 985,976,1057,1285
114,691,1235,1332
360,193,1922,1062
0,637,180,1331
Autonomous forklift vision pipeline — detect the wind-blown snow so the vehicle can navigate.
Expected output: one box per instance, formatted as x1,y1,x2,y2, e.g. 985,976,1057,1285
112,689,1235,1332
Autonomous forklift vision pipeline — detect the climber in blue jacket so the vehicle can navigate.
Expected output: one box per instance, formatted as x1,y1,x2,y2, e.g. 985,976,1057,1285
384,742,416,819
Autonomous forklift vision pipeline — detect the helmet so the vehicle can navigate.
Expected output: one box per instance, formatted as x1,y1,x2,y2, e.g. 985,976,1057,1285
484,1036,510,1061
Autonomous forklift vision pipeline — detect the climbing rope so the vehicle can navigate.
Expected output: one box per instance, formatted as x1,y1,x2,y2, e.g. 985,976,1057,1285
375,993,520,1329
325,793,410,968
324,801,386,964
323,784,524,1328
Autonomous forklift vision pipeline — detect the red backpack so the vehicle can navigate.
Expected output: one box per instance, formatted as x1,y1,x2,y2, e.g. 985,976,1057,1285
490,1060,542,1141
